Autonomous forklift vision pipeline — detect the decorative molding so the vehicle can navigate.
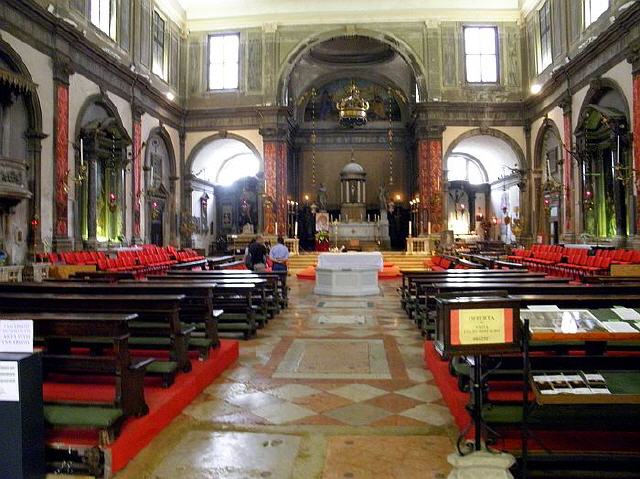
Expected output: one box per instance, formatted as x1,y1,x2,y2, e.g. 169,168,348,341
52,54,74,85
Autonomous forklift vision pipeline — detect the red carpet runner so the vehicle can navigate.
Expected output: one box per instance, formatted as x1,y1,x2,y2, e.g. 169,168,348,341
47,340,239,473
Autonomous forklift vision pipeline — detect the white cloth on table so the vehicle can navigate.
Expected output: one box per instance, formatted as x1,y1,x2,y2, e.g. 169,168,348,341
317,252,384,271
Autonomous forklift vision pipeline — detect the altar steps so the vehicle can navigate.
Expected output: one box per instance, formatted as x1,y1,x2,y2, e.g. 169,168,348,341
287,252,429,272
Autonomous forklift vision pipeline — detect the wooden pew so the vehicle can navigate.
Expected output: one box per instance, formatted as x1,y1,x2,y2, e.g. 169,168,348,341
171,258,207,270
1,281,219,355
167,269,290,309
164,271,283,316
0,292,192,374
401,271,546,315
0,312,151,444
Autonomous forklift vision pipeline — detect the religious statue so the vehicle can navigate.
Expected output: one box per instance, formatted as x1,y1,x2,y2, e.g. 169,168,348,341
240,187,253,226
378,184,388,211
316,183,328,211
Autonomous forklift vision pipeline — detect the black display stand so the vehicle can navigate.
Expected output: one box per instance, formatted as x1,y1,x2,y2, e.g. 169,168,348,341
0,352,45,479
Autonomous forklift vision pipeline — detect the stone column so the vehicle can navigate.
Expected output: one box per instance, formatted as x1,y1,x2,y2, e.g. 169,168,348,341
52,56,74,251
262,140,278,235
416,125,446,235
559,95,575,242
131,104,143,244
627,46,640,238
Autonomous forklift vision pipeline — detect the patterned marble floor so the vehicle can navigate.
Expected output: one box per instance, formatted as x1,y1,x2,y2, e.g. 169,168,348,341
114,277,456,479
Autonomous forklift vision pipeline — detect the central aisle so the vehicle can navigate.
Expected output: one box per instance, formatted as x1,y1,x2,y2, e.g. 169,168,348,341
115,277,456,478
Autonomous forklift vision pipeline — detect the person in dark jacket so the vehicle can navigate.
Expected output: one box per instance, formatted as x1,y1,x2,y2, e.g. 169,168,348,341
248,235,268,272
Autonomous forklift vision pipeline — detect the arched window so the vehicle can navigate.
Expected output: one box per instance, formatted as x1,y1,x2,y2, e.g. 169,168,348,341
191,138,261,186
447,154,488,184
216,153,260,186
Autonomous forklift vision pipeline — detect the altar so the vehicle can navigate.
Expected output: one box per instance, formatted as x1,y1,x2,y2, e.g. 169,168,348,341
314,252,383,296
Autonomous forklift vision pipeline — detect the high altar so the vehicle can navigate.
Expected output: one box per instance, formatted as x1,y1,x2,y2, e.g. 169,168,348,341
314,252,383,296
329,158,390,247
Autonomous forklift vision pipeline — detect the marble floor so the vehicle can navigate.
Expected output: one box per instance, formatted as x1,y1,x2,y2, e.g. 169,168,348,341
114,278,456,479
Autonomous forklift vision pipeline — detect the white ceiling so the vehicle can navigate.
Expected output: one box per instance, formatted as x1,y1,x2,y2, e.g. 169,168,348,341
169,0,524,30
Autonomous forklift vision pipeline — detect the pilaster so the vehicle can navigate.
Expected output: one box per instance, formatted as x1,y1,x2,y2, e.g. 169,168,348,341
559,94,575,243
627,44,640,238
131,103,144,244
415,123,446,236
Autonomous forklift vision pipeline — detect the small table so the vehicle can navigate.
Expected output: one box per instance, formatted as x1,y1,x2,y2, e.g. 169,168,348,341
314,252,383,296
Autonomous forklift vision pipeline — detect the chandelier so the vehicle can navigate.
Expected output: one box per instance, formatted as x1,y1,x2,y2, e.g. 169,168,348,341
336,82,369,128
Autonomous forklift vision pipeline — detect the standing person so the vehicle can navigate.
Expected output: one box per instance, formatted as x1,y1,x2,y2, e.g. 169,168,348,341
244,238,255,269
248,235,268,272
269,236,289,272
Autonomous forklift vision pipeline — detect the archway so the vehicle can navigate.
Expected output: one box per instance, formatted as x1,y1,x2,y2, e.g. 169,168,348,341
277,30,426,106
444,129,525,242
575,80,631,240
185,134,262,251
533,119,563,243
0,36,44,264
74,93,131,247
145,127,177,246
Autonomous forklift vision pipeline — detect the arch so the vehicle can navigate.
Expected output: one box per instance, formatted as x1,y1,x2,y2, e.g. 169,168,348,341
276,28,426,106
0,35,43,134
444,128,527,171
146,125,177,183
145,126,178,246
577,78,631,131
185,131,263,176
533,118,562,171
74,91,128,140
446,152,489,184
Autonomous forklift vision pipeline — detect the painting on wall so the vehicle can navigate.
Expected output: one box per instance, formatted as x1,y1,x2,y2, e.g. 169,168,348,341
303,79,403,123
222,204,233,228
315,212,330,232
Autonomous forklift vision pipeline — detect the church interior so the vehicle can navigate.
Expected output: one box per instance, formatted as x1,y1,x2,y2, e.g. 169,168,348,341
1,0,640,478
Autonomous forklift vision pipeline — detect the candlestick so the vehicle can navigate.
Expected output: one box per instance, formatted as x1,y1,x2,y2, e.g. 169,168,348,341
80,138,84,166
275,222,278,236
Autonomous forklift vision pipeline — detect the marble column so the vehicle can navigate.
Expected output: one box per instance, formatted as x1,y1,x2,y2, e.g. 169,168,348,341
416,125,445,235
132,106,143,244
262,141,278,235
52,56,74,251
276,141,287,230
560,96,575,242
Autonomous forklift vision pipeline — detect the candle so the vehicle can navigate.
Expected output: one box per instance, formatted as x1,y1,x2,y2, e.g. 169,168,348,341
360,213,363,222
275,222,278,236
339,214,342,222
294,221,298,237
80,138,84,166
409,220,412,235
428,221,432,235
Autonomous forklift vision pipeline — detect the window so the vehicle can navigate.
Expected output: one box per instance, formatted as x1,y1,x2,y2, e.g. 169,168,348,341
447,155,488,185
90,0,116,40
464,27,498,83
152,11,166,80
538,1,552,72
584,0,609,28
208,34,240,90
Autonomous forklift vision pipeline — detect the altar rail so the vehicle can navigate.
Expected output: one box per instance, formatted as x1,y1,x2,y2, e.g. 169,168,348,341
406,237,434,255
0,265,24,282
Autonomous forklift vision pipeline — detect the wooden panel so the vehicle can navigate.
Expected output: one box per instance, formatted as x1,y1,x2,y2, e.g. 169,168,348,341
610,264,640,277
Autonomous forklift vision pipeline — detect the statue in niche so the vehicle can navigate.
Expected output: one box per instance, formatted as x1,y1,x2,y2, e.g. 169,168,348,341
316,183,328,211
239,187,253,226
378,184,388,211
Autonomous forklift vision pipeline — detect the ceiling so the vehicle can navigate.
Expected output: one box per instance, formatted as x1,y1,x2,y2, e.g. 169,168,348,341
168,0,525,30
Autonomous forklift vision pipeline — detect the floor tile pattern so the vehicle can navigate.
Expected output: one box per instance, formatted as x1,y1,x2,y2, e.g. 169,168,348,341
114,277,456,479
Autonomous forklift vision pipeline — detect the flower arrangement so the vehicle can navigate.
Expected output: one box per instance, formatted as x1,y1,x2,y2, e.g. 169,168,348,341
315,231,330,243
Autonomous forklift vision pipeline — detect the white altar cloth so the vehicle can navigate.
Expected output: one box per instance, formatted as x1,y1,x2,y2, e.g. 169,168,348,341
316,252,384,271
314,252,382,296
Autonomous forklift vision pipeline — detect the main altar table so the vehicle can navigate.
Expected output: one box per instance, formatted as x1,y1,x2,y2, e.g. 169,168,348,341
314,252,383,296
